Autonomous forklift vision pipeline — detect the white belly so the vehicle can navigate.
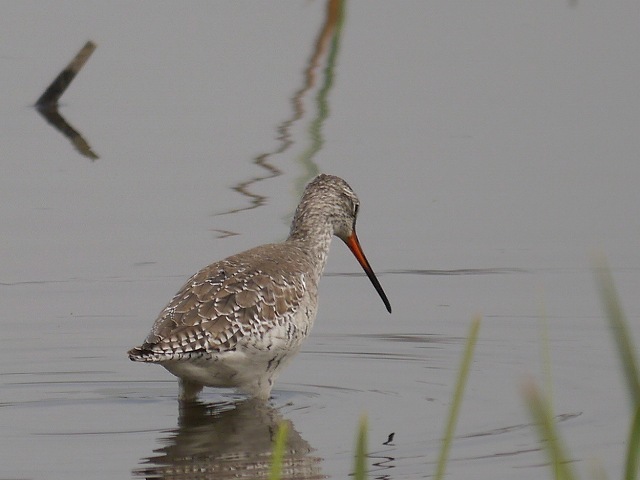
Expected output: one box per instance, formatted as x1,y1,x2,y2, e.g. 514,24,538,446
159,306,316,399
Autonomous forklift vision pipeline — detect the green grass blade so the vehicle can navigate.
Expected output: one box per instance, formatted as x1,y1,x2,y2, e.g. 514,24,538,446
594,255,640,406
523,380,576,480
538,292,554,407
354,414,368,480
269,421,289,480
434,316,481,480
624,404,640,480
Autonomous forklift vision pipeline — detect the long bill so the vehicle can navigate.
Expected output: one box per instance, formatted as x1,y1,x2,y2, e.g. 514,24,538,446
344,231,392,313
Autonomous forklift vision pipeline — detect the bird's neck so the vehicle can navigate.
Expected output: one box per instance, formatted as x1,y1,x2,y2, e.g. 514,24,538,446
286,213,334,278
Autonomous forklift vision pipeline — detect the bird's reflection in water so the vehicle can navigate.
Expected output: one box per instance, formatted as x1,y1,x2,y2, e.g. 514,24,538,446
134,398,323,479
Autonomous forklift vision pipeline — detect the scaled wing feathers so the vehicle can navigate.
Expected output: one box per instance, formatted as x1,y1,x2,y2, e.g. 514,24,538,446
135,247,309,358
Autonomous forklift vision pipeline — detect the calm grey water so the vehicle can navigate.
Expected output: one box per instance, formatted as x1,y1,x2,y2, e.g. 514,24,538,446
1,1,639,479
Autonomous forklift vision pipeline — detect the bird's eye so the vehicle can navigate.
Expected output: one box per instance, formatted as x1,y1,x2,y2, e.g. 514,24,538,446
353,202,360,216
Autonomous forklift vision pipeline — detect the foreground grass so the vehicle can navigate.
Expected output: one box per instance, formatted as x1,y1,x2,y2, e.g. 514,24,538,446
524,258,640,480
434,316,481,480
354,415,368,480
269,421,289,480
270,259,639,479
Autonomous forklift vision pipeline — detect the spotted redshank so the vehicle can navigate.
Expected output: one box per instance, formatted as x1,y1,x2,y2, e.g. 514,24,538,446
128,174,391,401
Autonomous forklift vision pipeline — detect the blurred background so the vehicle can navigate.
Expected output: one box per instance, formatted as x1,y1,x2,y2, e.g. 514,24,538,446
1,1,638,479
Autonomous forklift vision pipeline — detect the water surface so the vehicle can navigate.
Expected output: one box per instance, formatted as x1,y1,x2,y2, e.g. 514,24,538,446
1,1,639,479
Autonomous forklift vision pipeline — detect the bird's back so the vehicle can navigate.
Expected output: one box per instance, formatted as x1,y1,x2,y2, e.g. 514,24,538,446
128,242,320,363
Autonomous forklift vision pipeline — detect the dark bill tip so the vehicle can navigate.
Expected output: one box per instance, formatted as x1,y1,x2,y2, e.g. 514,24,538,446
344,232,392,314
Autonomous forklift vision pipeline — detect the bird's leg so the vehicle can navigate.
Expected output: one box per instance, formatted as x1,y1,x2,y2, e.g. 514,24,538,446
178,378,204,402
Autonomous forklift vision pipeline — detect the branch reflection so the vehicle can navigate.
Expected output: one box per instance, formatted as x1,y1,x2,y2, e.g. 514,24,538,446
220,0,345,217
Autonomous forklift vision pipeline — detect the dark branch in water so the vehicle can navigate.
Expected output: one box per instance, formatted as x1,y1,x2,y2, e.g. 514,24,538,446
35,41,99,160
35,41,96,107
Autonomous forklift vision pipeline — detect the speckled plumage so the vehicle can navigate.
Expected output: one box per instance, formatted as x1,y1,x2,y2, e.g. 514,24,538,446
128,174,391,401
